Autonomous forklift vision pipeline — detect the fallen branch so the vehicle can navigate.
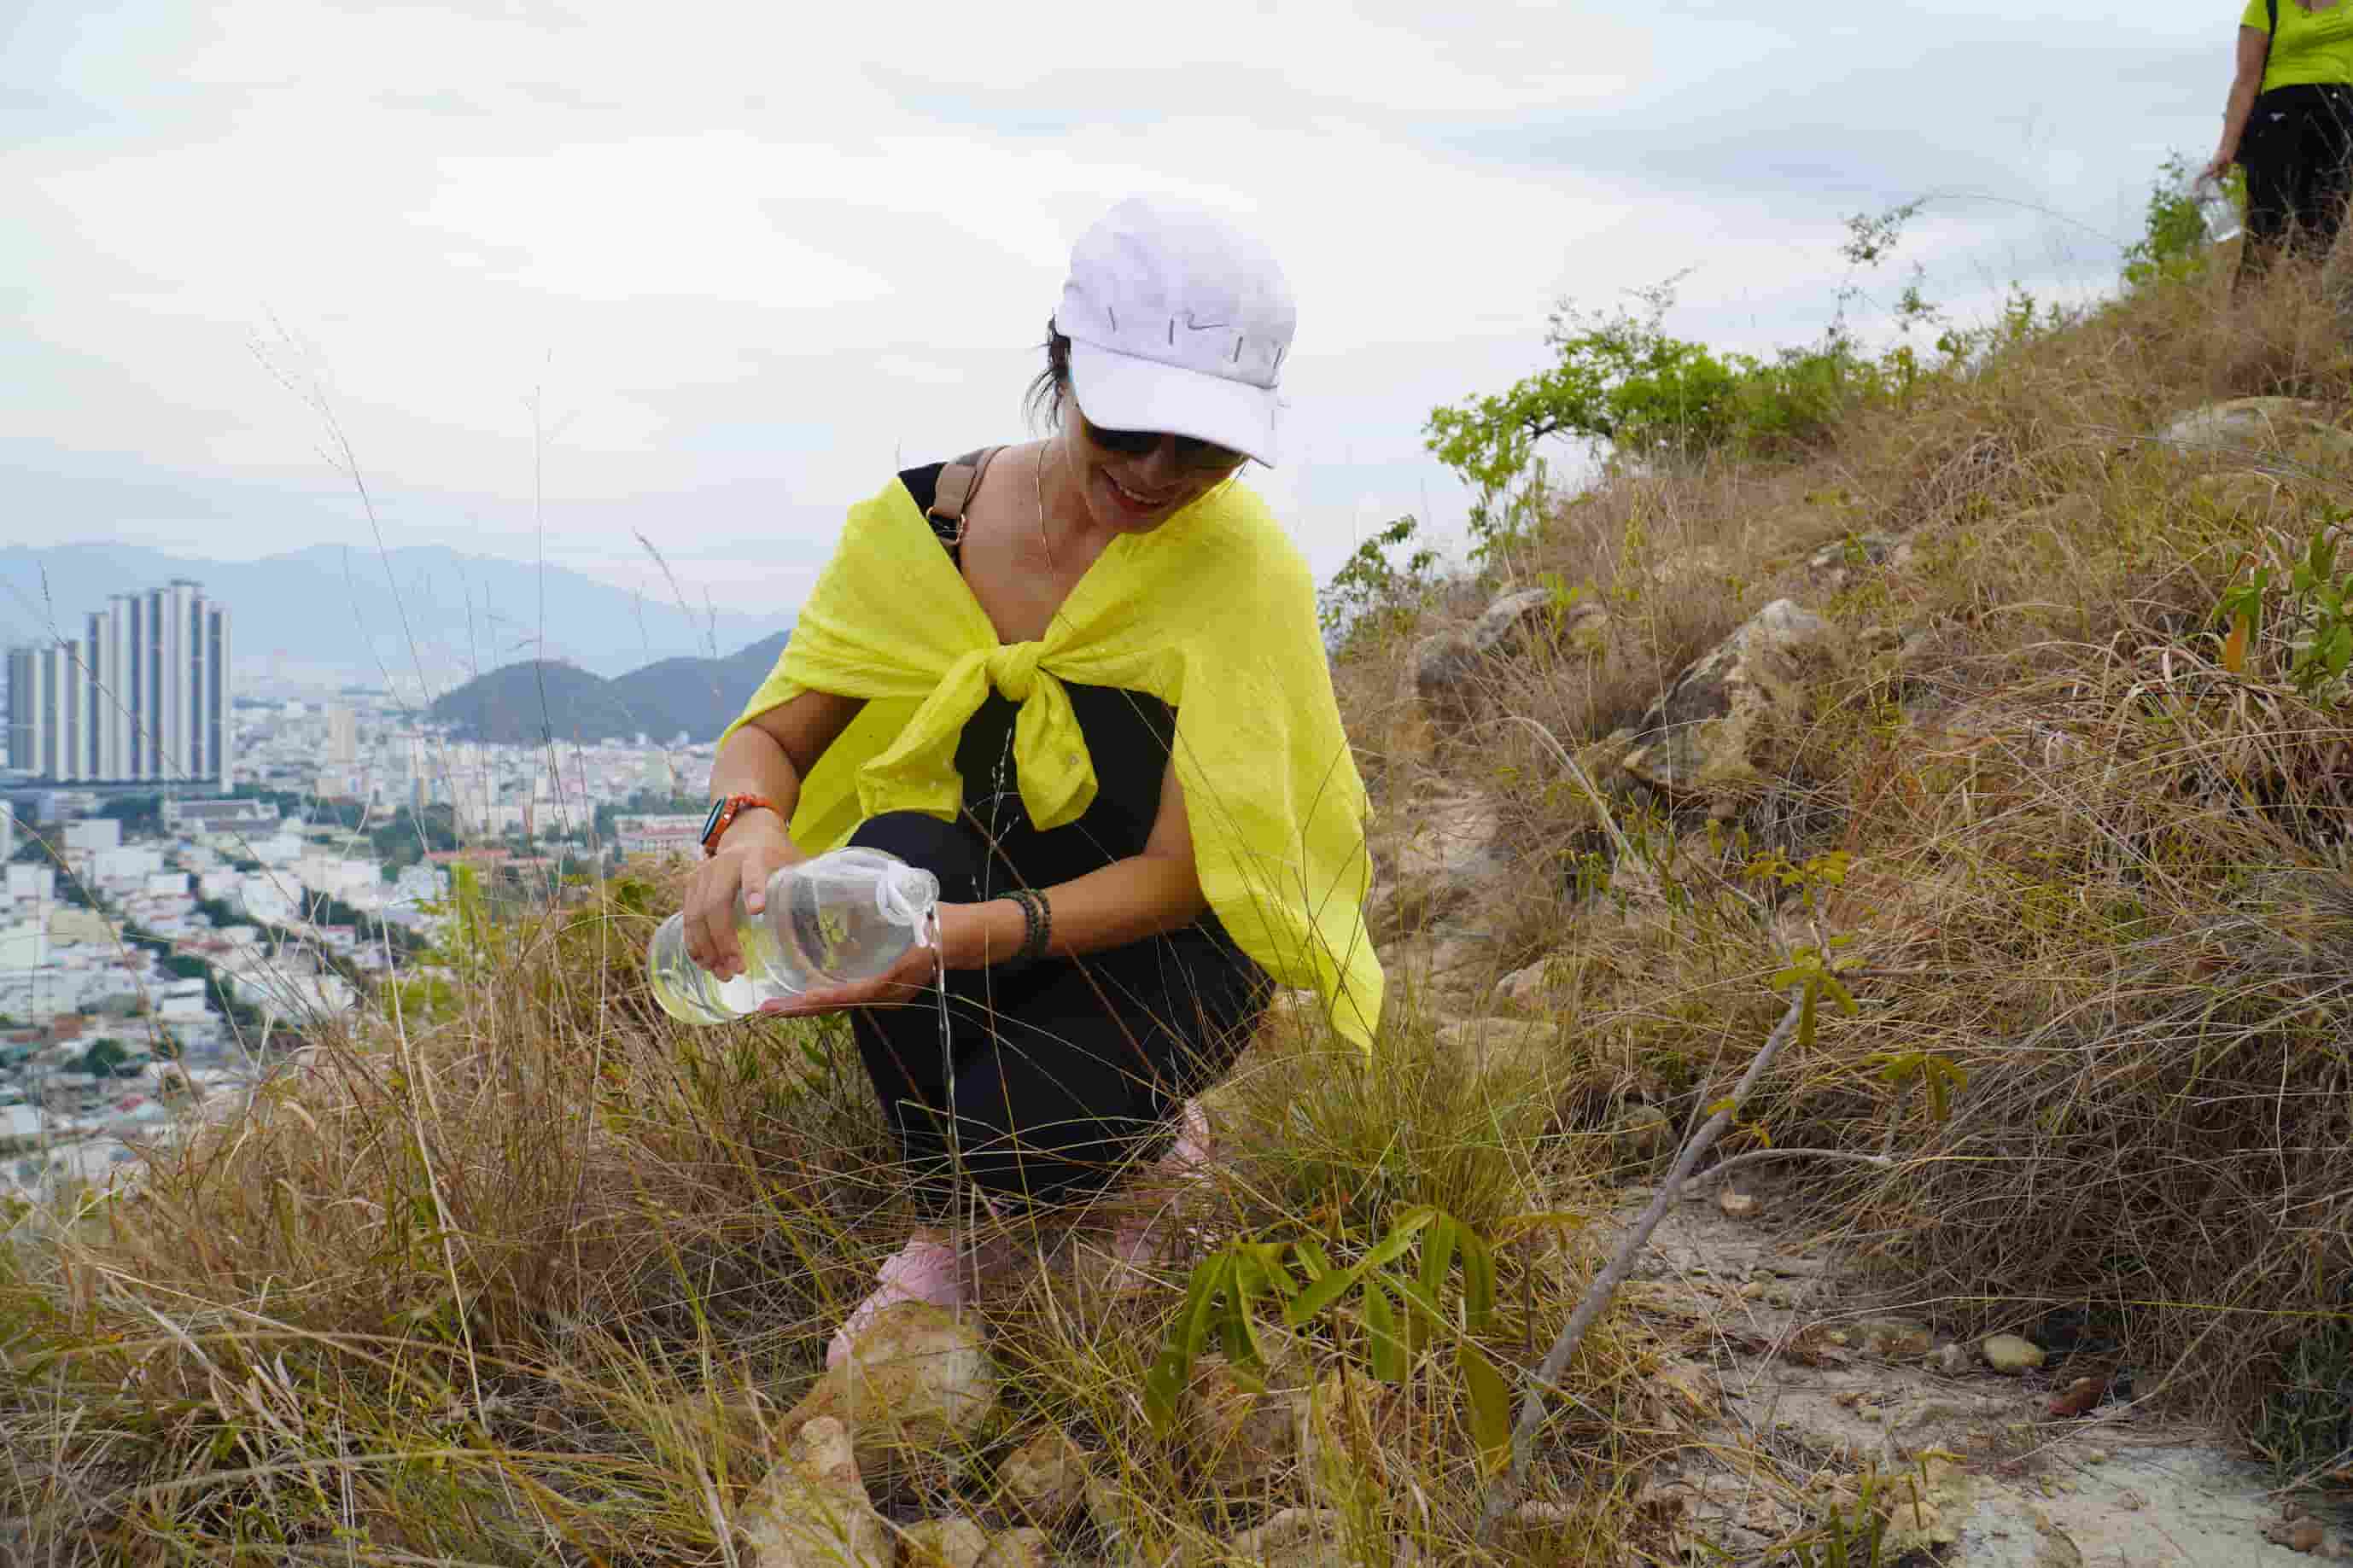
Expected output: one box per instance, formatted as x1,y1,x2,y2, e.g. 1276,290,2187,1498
1477,986,1808,1537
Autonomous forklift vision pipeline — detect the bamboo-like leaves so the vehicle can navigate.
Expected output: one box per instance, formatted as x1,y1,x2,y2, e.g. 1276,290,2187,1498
1143,1252,1232,1437
1870,1049,1970,1123
1144,1204,1512,1468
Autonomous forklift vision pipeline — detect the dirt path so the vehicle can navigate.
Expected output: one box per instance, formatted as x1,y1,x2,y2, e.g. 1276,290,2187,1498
1605,1191,2350,1565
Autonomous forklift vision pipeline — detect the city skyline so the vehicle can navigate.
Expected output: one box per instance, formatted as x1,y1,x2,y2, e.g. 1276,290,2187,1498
5,580,232,790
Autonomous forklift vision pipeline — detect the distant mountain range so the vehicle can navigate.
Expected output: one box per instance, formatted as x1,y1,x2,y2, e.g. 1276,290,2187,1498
425,629,791,746
0,542,783,685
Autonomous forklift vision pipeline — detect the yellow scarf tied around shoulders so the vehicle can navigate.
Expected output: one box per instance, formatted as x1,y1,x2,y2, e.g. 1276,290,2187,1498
720,471,1383,1049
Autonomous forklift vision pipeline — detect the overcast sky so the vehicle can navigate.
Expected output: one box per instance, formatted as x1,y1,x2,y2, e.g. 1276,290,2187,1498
5,0,2238,621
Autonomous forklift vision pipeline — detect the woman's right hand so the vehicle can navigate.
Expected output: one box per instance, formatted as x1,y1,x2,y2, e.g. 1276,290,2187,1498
2202,149,2234,185
683,819,797,980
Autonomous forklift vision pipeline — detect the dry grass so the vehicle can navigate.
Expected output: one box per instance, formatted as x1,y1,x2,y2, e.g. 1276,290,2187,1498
11,257,2353,1560
0,867,1681,1563
1373,256,2353,1476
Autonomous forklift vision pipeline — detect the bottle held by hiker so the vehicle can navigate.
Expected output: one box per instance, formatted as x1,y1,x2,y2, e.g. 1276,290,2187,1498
647,847,941,1024
2192,174,2243,246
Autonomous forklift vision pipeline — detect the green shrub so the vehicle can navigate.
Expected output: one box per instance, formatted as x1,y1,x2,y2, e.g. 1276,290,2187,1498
1422,281,1895,549
1317,514,1437,646
2123,151,2234,289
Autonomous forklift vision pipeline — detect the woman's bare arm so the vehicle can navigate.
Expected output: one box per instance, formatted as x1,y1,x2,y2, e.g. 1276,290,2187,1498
943,753,1209,968
2209,25,2271,180
775,751,1212,1015
684,689,863,976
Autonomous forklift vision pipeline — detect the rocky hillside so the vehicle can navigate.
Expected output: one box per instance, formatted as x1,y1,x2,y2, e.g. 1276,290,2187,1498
4,267,2353,1565
427,627,790,744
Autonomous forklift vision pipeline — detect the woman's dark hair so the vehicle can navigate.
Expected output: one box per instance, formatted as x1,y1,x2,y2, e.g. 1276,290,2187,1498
1024,320,1071,430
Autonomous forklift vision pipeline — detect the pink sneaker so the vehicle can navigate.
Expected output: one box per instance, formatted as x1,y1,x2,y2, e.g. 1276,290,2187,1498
826,1234,963,1369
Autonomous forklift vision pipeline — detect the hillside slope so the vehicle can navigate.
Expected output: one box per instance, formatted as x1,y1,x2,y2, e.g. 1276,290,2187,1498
7,265,2353,1564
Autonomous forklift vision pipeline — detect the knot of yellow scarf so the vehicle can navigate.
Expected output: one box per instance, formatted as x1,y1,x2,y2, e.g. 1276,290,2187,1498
861,642,1101,832
985,641,1044,702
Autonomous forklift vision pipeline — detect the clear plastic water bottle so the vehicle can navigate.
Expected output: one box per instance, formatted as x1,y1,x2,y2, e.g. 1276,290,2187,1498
645,847,941,1025
2193,176,2243,246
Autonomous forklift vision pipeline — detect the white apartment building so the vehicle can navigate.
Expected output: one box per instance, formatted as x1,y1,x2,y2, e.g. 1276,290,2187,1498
613,813,703,859
4,580,233,789
326,705,357,765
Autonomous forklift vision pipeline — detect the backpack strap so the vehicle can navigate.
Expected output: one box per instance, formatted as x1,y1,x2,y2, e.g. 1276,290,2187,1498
928,446,1007,544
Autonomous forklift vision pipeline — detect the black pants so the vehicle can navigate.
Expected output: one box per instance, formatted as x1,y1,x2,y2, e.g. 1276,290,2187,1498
2239,83,2353,283
844,811,1270,1218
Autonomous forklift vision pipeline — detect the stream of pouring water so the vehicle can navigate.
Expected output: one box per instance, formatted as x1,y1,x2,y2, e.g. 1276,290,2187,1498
920,906,972,1325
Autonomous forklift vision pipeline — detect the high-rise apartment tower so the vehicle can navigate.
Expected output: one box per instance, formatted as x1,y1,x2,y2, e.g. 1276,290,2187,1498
5,580,233,789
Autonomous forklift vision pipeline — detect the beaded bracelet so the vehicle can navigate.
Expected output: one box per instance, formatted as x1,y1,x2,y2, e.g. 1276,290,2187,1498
998,888,1051,973
1022,886,1054,964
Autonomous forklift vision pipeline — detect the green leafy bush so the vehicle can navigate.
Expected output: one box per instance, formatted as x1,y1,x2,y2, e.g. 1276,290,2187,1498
1422,284,1739,492
1422,282,1894,551
2123,152,2236,288
1317,514,1437,645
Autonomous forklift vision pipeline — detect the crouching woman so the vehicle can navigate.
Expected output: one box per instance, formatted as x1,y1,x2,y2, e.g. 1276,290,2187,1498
681,197,1383,1367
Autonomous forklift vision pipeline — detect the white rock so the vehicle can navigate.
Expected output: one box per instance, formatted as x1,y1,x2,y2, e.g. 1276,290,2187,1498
1365,791,1501,938
1186,1330,1309,1494
785,1303,998,1477
738,1416,891,1568
900,1517,989,1568
2159,396,2350,458
996,1426,1089,1529
1433,1016,1556,1080
1493,958,1558,1014
1415,587,1605,720
1619,598,1841,799
1227,1507,1352,1568
1806,531,1913,593
1979,1333,2046,1374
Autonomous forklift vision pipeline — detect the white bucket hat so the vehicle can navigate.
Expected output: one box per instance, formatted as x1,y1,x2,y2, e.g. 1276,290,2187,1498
1053,197,1297,467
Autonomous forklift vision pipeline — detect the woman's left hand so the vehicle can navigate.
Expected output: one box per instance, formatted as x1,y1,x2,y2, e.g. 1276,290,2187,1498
755,901,978,1017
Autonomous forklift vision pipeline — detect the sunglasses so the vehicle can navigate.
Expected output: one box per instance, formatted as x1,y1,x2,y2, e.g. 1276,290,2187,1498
1079,413,1247,472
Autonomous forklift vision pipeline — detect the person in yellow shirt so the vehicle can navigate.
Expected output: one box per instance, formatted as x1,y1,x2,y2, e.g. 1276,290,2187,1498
2208,0,2353,282
684,198,1381,1368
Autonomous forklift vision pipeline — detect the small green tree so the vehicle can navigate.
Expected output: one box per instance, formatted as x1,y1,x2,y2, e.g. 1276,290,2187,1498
1144,1207,1512,1473
1424,271,1894,557
1424,277,1743,493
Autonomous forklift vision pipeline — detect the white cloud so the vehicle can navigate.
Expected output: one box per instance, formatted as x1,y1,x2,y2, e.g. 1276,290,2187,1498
3,0,2235,629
